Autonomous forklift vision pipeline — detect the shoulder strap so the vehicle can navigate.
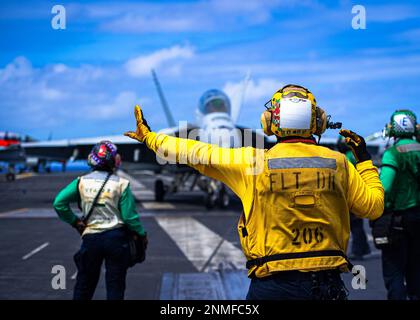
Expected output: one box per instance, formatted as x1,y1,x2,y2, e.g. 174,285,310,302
76,178,82,212
76,170,92,211
82,172,112,223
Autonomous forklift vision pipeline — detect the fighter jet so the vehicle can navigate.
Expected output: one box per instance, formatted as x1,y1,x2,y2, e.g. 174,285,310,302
0,131,37,180
149,70,266,208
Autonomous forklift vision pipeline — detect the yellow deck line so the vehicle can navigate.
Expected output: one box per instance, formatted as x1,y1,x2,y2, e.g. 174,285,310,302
0,208,28,216
15,173,36,180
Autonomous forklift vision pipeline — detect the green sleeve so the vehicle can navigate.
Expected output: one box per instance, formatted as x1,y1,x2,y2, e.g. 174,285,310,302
381,148,398,168
119,185,145,236
380,150,398,209
380,165,397,203
53,178,79,225
345,150,357,165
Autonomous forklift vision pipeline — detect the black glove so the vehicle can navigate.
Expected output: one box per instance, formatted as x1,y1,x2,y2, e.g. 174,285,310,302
134,232,148,250
72,219,86,235
339,129,371,163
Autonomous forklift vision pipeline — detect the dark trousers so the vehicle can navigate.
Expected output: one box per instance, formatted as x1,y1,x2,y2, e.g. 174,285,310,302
246,270,348,300
381,207,420,300
73,228,131,300
350,214,370,257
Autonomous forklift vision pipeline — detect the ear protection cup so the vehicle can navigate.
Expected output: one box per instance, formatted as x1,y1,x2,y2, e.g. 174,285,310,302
260,110,274,136
314,107,327,136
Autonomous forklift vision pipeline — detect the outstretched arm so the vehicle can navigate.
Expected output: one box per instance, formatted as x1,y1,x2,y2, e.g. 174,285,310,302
145,132,258,198
124,105,258,198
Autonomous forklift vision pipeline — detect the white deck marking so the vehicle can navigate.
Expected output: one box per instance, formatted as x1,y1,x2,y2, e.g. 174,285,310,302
117,170,147,189
132,190,158,202
71,271,77,280
118,170,175,208
155,216,245,272
160,270,250,300
22,242,50,260
142,202,176,210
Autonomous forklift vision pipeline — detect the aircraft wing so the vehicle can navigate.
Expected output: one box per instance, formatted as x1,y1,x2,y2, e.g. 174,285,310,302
19,134,159,170
0,145,26,164
19,126,206,173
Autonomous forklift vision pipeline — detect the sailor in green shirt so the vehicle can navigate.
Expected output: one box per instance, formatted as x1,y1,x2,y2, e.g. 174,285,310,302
53,172,145,237
379,110,420,300
53,140,146,300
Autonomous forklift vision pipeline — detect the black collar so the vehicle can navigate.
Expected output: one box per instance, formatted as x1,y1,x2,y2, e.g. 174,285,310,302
277,136,317,145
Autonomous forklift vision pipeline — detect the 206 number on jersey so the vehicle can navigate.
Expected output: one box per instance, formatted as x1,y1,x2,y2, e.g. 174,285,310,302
292,227,324,246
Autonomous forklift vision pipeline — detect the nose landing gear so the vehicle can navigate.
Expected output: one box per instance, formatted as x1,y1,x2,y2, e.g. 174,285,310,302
205,183,230,209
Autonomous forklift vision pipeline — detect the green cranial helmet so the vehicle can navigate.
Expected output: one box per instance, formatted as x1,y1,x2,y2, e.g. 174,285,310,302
383,109,417,138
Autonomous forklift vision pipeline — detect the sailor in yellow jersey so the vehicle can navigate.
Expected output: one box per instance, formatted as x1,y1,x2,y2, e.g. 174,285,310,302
125,84,384,300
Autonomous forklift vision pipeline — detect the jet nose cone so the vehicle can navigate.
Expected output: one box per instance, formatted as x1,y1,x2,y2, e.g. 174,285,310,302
199,112,241,148
205,128,241,148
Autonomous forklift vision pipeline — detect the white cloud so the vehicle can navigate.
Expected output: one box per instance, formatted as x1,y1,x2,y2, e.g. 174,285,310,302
223,77,282,122
52,63,68,74
39,86,64,101
0,56,107,104
0,56,151,136
125,45,195,77
224,78,282,104
103,14,205,33
80,0,315,34
0,56,33,82
88,91,144,120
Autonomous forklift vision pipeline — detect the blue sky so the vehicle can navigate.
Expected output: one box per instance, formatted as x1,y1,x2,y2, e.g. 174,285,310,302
0,0,419,140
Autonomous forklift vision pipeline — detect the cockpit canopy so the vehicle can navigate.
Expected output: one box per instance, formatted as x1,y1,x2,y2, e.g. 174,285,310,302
198,89,231,115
